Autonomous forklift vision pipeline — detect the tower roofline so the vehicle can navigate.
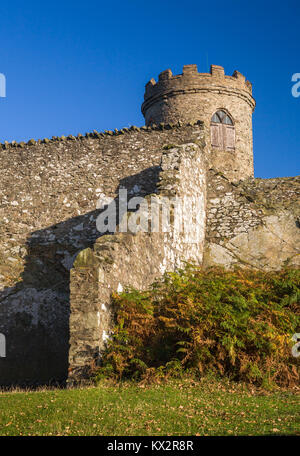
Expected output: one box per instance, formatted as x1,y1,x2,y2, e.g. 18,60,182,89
142,64,256,115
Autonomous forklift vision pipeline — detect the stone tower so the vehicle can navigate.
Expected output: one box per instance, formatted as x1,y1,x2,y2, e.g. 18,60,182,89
141,64,256,180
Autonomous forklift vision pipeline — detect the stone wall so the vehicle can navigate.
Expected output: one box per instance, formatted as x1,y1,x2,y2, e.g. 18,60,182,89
0,123,204,386
0,116,299,386
67,162,299,384
204,171,300,270
68,142,207,383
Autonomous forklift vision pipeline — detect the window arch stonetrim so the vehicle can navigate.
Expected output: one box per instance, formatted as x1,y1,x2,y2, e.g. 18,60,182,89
211,110,234,125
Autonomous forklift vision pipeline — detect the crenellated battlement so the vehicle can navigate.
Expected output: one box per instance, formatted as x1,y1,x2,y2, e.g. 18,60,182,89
142,64,255,117
144,64,253,95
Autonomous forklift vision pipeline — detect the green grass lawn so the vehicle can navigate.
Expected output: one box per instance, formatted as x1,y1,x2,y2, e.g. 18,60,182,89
0,379,299,436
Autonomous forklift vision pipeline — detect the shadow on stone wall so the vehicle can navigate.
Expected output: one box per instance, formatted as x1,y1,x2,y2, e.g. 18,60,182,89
0,166,160,387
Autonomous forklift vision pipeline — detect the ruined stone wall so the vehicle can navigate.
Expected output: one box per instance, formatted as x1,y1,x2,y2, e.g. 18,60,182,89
0,115,299,387
204,171,300,270
68,142,207,383
0,123,205,386
142,65,255,180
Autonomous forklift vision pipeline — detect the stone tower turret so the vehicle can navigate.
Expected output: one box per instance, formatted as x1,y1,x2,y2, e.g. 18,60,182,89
141,64,256,180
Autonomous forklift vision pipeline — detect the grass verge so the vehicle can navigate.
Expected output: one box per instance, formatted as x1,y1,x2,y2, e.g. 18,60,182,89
0,378,299,436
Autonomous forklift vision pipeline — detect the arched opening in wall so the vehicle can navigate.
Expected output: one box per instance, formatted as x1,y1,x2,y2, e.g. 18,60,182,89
210,110,235,150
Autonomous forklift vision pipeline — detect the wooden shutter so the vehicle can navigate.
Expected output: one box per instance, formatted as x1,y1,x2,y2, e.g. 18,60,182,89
224,125,235,150
211,124,221,147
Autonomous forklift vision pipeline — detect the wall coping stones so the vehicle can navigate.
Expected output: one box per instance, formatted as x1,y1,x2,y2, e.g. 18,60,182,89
0,120,204,150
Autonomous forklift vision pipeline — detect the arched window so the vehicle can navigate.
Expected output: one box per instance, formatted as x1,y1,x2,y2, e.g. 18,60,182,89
211,110,235,150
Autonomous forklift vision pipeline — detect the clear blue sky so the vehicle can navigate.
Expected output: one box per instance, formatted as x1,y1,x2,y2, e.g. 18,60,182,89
0,0,299,178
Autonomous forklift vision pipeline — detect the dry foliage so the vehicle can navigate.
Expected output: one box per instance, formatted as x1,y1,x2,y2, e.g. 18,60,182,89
95,266,300,387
